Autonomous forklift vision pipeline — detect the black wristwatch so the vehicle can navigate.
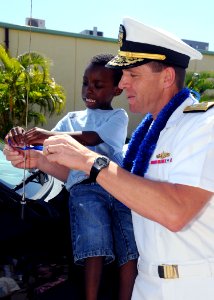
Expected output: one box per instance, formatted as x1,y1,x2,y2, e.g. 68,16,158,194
89,156,110,182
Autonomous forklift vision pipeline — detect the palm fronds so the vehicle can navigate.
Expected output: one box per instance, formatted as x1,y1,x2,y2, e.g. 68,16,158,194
0,45,66,139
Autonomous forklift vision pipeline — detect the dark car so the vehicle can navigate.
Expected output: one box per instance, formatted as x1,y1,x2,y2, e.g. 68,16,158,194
0,148,73,298
0,149,119,299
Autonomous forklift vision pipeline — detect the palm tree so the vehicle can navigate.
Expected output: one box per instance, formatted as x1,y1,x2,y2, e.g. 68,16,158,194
185,71,214,102
0,45,66,139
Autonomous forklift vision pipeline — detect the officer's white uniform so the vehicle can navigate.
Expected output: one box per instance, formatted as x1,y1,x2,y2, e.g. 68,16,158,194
106,16,211,300
132,95,214,300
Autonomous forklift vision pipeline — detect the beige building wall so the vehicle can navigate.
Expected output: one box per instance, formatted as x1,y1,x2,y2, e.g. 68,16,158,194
0,22,214,138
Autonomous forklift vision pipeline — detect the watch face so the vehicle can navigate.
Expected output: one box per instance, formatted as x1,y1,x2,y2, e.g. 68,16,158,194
90,156,110,181
96,157,108,167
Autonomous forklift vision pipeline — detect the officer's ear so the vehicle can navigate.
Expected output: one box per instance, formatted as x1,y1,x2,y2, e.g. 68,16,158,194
163,66,176,88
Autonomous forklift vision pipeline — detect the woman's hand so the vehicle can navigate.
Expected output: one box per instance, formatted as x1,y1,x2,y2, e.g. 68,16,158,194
43,134,97,174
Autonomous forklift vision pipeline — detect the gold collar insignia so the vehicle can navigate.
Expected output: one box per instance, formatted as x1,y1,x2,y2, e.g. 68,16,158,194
156,151,171,159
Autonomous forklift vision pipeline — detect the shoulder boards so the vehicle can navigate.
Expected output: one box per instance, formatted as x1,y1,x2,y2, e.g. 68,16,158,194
183,102,214,113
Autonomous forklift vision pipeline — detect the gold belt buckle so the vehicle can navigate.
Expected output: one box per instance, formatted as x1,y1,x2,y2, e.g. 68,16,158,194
159,264,179,279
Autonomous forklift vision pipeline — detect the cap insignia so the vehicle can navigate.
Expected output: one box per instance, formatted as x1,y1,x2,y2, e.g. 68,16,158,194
118,24,125,48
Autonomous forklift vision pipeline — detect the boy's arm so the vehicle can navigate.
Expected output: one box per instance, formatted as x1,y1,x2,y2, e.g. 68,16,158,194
26,128,103,146
67,131,103,146
5,127,103,147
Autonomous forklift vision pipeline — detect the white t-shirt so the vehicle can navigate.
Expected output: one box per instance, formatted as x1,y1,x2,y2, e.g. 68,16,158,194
53,108,128,189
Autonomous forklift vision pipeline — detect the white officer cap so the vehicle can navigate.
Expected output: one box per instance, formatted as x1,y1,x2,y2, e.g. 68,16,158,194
106,17,203,69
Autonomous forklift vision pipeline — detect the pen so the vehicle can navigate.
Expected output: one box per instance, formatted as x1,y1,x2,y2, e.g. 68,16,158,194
8,139,43,151
15,145,43,151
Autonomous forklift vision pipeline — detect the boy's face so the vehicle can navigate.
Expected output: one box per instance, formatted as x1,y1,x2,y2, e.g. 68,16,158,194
82,64,121,110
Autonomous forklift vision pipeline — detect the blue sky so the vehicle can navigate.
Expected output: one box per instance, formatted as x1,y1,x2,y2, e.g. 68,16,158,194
1,0,214,51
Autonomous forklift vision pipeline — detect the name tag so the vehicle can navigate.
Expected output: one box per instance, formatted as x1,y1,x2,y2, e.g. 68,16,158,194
150,158,172,164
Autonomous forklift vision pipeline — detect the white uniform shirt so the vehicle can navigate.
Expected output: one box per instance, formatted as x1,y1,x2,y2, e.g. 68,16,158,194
131,95,214,300
53,108,128,189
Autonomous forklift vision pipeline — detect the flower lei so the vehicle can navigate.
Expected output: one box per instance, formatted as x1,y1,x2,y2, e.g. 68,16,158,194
123,88,190,176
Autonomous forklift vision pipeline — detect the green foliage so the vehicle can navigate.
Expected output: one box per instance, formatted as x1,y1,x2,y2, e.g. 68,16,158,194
0,45,66,139
185,71,214,102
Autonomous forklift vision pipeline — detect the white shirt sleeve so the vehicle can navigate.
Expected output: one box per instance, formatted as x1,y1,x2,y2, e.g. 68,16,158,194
169,112,214,192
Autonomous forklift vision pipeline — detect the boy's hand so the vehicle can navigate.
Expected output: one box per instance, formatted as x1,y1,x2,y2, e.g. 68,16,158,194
4,126,25,146
25,128,53,145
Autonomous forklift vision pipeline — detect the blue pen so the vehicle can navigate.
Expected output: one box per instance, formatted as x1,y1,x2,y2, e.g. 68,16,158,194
16,145,43,151
8,140,43,151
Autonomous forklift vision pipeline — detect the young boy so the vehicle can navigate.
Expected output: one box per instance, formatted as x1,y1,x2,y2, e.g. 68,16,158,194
5,54,138,300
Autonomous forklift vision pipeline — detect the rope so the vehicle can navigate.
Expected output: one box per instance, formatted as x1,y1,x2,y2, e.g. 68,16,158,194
21,0,33,219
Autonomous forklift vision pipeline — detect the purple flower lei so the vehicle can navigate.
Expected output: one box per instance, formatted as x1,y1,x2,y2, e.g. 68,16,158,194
123,88,190,176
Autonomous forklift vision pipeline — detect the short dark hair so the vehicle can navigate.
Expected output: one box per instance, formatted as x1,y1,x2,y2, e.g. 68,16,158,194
147,61,186,90
90,54,122,86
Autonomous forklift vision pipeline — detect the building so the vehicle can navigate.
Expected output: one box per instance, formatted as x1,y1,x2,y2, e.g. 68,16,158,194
80,26,103,37
25,17,46,29
182,39,209,51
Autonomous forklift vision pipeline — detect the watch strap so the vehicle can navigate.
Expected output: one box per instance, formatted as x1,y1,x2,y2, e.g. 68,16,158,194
90,165,100,182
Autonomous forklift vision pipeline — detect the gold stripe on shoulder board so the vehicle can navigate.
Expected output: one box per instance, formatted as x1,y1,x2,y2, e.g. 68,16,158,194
183,101,214,113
